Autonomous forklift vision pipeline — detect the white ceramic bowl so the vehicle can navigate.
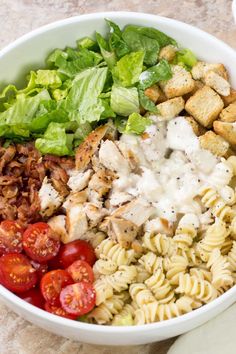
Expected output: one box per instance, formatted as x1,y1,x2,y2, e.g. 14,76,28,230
0,12,236,346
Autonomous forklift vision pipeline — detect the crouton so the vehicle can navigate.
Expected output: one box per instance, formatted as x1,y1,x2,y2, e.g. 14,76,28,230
192,62,228,81
156,96,185,120
185,86,224,127
204,70,230,96
160,65,195,98
222,88,236,106
213,121,236,146
159,45,176,62
156,88,168,103
144,84,161,103
75,125,108,170
184,116,206,136
199,131,229,157
183,80,204,100
220,101,236,122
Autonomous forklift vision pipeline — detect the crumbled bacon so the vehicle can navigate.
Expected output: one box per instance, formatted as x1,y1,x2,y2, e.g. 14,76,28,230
0,142,72,223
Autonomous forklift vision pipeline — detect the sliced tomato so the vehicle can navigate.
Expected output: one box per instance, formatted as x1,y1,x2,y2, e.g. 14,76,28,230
44,302,77,320
30,260,48,279
60,282,96,316
23,222,60,263
0,253,37,293
19,288,45,309
0,220,24,255
66,260,94,283
58,240,96,269
40,269,73,306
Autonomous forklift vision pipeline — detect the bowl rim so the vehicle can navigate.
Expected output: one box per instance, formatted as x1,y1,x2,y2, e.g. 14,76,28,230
0,11,236,333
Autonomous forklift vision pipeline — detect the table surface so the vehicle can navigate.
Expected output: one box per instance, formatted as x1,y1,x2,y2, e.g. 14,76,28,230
0,1,235,353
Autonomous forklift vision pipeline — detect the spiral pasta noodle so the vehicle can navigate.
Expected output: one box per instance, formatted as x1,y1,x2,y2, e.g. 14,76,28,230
173,225,197,250
165,255,188,285
93,259,118,278
112,304,135,326
145,269,175,304
207,248,233,289
176,273,218,303
138,252,164,274
142,232,176,256
95,238,136,266
88,294,125,324
105,265,137,293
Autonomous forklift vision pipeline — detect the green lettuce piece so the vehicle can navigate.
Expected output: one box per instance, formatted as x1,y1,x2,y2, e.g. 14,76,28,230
35,122,73,156
64,67,108,123
138,89,158,113
0,90,51,136
175,48,197,69
122,25,176,66
112,313,134,326
111,86,139,117
96,32,117,69
105,19,130,59
47,47,102,78
100,98,116,119
139,59,172,90
112,51,144,87
77,37,98,50
125,112,152,134
35,70,62,88
114,116,127,133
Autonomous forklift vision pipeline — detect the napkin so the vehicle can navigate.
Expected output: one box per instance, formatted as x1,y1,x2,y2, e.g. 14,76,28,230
167,303,236,354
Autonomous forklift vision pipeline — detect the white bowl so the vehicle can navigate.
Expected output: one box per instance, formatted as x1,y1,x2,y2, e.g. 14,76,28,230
0,12,236,346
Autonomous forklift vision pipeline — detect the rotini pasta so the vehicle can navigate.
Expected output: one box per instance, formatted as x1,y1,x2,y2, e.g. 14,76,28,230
112,304,135,326
176,273,218,303
105,265,137,293
88,294,125,324
142,232,176,256
95,238,136,266
207,248,233,289
228,241,236,279
138,252,164,274
129,283,156,306
93,259,118,278
165,255,188,285
145,269,175,304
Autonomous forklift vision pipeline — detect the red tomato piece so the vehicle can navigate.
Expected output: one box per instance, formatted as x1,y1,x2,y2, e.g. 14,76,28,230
23,222,60,263
30,260,48,279
66,260,94,283
0,253,37,293
60,282,96,316
19,288,45,309
0,220,24,255
58,240,96,269
40,269,73,306
44,302,77,320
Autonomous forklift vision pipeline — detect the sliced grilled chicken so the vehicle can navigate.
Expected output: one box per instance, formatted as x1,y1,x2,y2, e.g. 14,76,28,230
38,177,63,217
65,204,88,243
67,169,93,192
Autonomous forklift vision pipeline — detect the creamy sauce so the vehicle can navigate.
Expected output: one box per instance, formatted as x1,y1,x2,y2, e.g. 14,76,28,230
111,116,223,222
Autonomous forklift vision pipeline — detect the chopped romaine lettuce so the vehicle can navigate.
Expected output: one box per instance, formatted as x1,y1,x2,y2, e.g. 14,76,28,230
139,59,172,89
96,32,117,68
105,19,130,59
112,51,144,87
111,86,139,116
35,122,73,156
64,67,108,123
35,70,62,88
138,88,158,113
175,48,197,69
125,112,152,134
77,37,98,50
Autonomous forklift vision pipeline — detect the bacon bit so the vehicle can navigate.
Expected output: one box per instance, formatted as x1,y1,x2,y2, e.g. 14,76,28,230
141,132,150,140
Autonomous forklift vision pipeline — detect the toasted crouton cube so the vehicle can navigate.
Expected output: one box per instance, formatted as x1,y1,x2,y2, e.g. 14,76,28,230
192,62,228,81
184,116,206,136
199,131,229,157
204,71,230,96
213,121,236,146
159,45,176,62
185,86,224,127
160,65,195,98
222,88,236,106
184,80,204,100
156,88,167,103
157,97,185,120
220,101,236,122
144,84,161,103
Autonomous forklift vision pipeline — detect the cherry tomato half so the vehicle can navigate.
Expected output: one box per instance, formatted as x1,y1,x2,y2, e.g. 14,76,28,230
0,220,24,255
0,253,37,293
19,288,45,309
66,260,94,283
23,222,60,263
60,282,96,316
44,302,77,320
40,269,73,306
58,240,96,269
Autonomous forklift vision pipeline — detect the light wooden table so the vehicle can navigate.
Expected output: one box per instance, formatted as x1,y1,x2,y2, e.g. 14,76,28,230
0,1,235,353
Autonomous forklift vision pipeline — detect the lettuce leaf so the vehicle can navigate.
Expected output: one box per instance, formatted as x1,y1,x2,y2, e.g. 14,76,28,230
125,112,152,134
138,89,158,113
35,122,73,156
77,37,98,50
105,19,130,59
139,59,172,90
96,32,117,69
111,86,139,116
64,67,108,123
112,51,144,87
174,48,197,70
35,70,62,88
